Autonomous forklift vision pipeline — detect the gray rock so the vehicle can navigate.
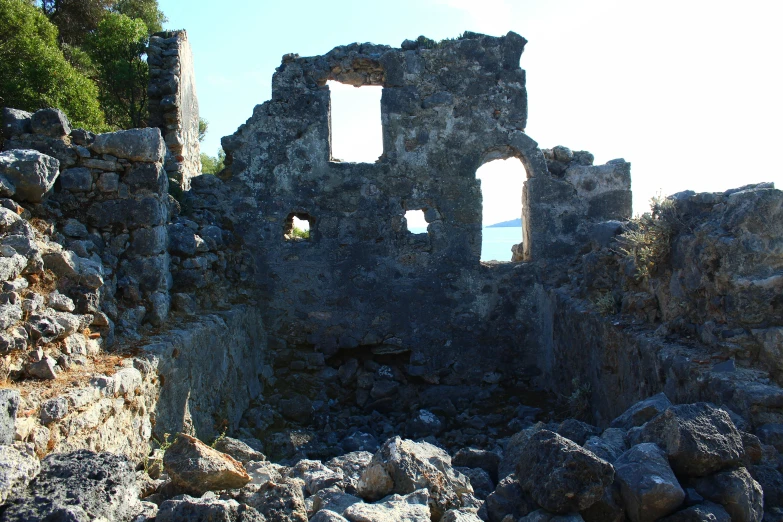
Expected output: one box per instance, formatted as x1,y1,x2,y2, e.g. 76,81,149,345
343,488,431,522
484,474,535,522
406,409,442,437
245,460,283,484
39,397,69,424
156,495,265,521
579,483,625,522
610,393,672,431
97,171,119,192
613,443,684,522
516,430,614,514
748,464,783,507
91,128,166,162
440,510,483,522
47,291,75,312
455,466,493,499
239,480,308,522
0,149,59,202
0,389,19,444
311,486,362,516
214,436,266,464
1,450,142,521
289,459,344,495
163,433,251,495
26,356,57,380
636,403,744,477
499,423,544,479
520,510,585,522
658,501,731,522
453,447,500,482
326,451,373,495
0,443,39,504
756,423,783,453
556,419,600,445
692,467,763,522
61,219,89,239
583,428,627,463
311,511,349,522
30,108,70,137
59,168,92,193
0,254,25,283
1,109,31,139
357,436,472,519
341,431,379,453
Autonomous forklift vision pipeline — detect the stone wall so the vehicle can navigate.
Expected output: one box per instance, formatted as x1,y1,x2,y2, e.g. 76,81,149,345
148,30,201,192
219,32,633,391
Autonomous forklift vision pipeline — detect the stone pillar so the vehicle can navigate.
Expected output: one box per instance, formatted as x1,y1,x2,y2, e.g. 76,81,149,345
148,30,201,192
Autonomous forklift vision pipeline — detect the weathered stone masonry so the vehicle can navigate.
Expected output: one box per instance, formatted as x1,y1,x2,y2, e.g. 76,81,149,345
220,32,633,392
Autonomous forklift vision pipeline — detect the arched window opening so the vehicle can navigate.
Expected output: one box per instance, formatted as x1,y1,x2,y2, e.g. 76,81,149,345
328,80,382,163
476,157,527,262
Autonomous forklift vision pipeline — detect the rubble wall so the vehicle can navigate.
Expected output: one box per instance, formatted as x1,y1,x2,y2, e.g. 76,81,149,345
148,30,202,192
219,33,632,388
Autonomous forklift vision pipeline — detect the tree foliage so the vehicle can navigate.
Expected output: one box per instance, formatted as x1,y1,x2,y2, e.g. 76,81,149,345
112,0,165,33
84,12,149,128
200,149,225,175
0,0,106,130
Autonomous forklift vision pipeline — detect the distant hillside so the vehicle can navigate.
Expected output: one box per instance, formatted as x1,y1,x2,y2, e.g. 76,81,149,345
486,217,522,228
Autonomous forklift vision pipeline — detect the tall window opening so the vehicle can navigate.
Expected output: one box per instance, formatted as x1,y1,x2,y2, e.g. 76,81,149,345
328,81,383,163
476,157,527,262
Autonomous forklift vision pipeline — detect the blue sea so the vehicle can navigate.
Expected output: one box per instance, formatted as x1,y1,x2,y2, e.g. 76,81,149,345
409,227,523,262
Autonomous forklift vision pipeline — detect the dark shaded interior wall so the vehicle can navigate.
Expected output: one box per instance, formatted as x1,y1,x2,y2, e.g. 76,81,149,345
219,32,632,388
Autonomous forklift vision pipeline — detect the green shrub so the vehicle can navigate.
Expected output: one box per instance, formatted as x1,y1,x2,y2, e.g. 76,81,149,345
618,195,679,281
291,226,310,240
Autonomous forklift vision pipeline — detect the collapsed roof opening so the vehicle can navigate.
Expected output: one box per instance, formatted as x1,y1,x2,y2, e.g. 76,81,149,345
476,157,527,262
327,80,383,163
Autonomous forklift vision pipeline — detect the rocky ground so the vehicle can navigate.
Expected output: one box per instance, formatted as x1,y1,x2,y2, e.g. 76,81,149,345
0,392,780,521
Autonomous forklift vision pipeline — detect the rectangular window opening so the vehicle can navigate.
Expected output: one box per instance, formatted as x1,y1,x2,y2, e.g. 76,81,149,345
404,209,428,234
285,213,312,242
477,157,527,262
328,80,383,163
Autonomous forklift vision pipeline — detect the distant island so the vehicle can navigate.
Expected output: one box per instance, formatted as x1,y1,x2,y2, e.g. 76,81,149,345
486,218,522,228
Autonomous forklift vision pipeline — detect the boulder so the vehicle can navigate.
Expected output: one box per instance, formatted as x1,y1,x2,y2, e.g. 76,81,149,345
289,459,344,495
0,389,20,444
343,488,431,522
1,109,32,139
583,428,627,463
357,436,472,518
156,495,265,522
59,167,92,193
440,510,483,522
516,430,614,514
748,464,783,507
519,510,585,522
692,467,763,522
311,511,349,522
756,423,783,453
579,483,625,522
91,128,166,162
311,486,362,516
636,403,744,476
327,451,373,495
1,450,142,521
0,442,40,503
484,473,536,522
214,436,266,464
658,501,731,522
0,149,59,202
610,393,672,431
30,108,70,137
499,423,543,479
162,433,251,495
555,419,600,445
613,443,685,522
239,480,308,522
453,447,501,482
455,466,493,499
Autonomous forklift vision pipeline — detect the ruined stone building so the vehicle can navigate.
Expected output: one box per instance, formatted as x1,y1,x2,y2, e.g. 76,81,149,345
0,28,781,519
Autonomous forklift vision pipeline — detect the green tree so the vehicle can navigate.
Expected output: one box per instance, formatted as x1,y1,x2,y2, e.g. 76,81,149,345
0,0,106,130
40,0,113,46
200,149,225,175
112,0,165,33
84,12,149,128
198,118,208,143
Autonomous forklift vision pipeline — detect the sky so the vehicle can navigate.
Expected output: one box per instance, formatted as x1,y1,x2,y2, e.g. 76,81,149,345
158,0,783,227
